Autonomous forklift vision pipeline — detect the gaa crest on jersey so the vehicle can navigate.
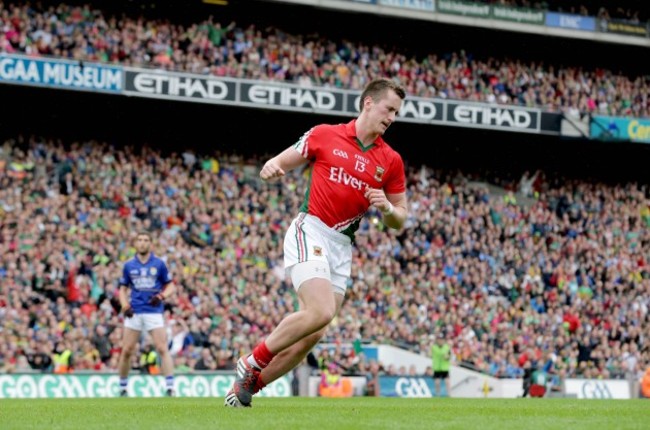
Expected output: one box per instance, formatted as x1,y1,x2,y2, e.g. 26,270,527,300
150,267,157,276
313,246,323,257
374,166,385,182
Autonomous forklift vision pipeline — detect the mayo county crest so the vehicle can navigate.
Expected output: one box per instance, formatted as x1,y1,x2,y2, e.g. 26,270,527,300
374,166,385,182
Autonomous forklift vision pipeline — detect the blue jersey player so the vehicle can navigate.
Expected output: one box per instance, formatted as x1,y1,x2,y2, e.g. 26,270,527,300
117,232,176,397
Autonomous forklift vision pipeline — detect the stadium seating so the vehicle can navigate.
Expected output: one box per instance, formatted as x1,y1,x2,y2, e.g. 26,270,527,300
0,1,648,388
0,2,648,118
0,136,646,387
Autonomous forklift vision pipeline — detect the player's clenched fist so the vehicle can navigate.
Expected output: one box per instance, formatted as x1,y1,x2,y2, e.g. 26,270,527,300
123,305,134,318
260,159,285,182
149,293,164,306
364,187,394,215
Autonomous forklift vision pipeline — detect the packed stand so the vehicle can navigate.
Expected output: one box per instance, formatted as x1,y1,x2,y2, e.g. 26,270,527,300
0,2,649,118
0,135,647,385
476,1,647,23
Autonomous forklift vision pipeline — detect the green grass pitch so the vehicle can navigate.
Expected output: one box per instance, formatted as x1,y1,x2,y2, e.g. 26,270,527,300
1,397,648,430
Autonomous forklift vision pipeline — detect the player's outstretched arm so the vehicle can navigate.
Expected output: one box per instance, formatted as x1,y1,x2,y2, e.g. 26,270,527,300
260,146,308,182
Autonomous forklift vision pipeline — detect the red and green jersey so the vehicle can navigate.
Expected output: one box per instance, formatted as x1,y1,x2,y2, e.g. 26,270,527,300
294,119,406,239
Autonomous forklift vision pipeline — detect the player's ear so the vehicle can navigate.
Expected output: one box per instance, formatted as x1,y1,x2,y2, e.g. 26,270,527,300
363,95,372,110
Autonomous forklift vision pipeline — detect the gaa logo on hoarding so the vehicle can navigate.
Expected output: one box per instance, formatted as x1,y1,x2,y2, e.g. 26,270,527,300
581,381,612,399
395,377,432,398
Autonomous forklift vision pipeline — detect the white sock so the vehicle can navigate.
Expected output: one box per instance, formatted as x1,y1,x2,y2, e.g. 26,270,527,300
166,375,174,390
247,355,262,369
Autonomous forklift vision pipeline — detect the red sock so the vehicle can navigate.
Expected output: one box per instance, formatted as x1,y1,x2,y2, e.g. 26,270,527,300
252,341,276,369
254,374,267,394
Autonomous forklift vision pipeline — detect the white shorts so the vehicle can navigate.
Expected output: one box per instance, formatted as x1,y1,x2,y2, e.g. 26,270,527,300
124,313,165,332
284,213,352,296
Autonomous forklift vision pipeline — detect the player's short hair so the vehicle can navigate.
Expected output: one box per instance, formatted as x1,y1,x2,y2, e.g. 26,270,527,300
135,231,152,241
359,78,406,112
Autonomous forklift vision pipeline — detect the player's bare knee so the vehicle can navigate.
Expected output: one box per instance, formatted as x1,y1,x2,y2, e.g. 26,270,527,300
309,307,336,329
153,342,168,355
122,344,137,357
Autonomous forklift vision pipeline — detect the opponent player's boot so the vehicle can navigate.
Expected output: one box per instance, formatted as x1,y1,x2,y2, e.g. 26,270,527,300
165,388,174,397
119,389,128,397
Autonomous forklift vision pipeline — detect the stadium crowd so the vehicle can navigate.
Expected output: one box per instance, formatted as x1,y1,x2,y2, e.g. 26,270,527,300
479,0,646,23
0,135,647,386
0,2,648,118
